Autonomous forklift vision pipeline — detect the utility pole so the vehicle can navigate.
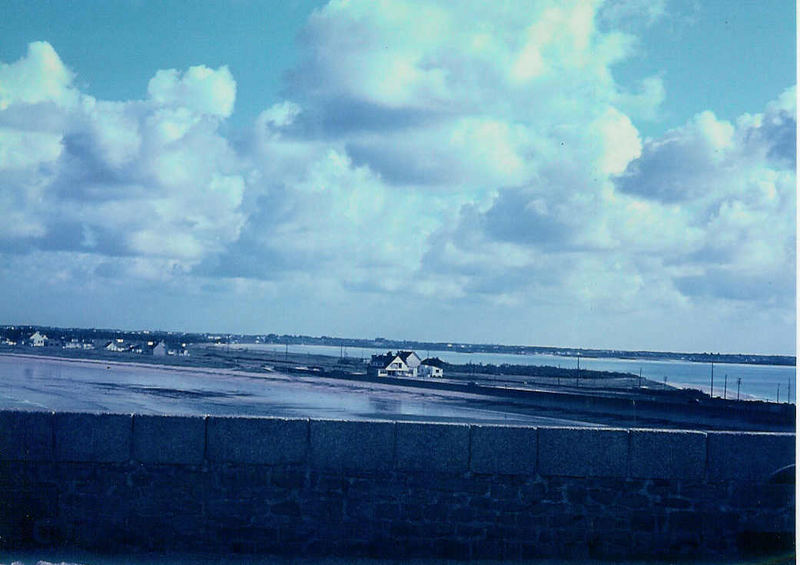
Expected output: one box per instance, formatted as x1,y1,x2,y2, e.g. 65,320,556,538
638,368,642,389
788,378,791,404
776,384,779,403
576,355,580,388
737,377,741,401
710,359,714,398
723,374,727,400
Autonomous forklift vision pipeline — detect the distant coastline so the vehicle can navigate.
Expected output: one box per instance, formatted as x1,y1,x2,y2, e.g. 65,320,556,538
1,324,794,367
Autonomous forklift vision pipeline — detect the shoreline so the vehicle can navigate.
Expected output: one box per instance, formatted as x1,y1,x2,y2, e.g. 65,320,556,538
0,351,794,431
222,342,795,370
0,349,787,406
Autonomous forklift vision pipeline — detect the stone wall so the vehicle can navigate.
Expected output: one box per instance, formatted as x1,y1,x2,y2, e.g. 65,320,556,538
0,411,795,560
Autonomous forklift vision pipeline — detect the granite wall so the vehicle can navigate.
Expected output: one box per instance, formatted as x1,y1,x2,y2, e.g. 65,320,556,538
0,411,795,560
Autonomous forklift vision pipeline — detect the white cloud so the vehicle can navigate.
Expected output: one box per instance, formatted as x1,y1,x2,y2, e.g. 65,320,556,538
0,127,62,169
147,65,236,118
0,42,245,273
592,106,642,175
0,2,794,353
598,0,667,28
0,41,78,110
258,101,302,129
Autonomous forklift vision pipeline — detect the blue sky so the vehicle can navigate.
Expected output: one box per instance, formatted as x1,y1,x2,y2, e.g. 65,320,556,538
0,0,795,354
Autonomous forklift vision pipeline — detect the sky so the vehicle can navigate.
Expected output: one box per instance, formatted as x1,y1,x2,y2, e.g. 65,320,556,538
0,0,795,354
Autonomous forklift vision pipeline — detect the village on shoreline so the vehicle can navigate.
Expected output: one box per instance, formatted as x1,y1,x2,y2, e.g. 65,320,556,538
0,324,794,367
0,324,795,431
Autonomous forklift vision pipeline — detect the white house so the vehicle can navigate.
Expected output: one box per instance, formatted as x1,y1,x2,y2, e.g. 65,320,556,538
64,338,93,350
29,331,47,347
419,358,445,378
105,339,131,352
368,351,422,378
397,351,421,375
152,341,167,357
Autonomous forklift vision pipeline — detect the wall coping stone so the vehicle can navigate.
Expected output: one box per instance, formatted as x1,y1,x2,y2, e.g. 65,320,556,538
396,421,470,472
206,415,309,464
629,429,706,479
0,410,53,461
133,414,206,464
54,412,132,463
707,431,796,482
0,411,794,483
538,427,629,477
310,419,395,471
470,424,537,475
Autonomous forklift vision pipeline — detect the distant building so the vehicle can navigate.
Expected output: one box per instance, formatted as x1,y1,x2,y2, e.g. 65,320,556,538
396,351,421,375
419,357,445,378
63,338,94,350
105,339,131,352
368,351,422,378
142,340,167,356
152,341,167,357
29,332,47,347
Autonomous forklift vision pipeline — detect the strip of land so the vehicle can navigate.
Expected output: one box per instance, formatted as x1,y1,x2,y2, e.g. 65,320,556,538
2,324,794,366
0,346,793,432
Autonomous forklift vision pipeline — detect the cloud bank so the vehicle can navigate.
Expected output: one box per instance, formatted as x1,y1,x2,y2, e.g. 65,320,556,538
0,1,795,353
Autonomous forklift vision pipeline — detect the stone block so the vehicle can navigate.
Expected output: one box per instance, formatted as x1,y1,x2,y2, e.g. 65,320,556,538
310,419,394,471
470,424,537,475
54,412,132,462
538,427,628,477
707,432,795,481
630,429,706,479
395,422,469,472
0,410,53,461
206,416,308,464
133,414,205,464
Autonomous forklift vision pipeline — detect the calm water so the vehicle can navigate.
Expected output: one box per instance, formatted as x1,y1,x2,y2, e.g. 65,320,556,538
233,343,796,403
0,355,597,426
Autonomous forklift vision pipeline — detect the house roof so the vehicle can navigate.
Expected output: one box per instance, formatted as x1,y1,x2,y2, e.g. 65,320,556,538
396,351,419,362
370,352,401,367
421,357,445,368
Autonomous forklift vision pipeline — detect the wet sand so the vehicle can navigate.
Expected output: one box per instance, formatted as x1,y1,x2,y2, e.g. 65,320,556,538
0,353,602,426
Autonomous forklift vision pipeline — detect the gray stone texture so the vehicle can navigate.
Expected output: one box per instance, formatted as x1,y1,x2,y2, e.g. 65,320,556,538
470,424,537,475
630,429,706,479
310,419,394,471
538,427,628,477
54,412,132,462
133,414,205,464
0,410,53,461
396,422,470,472
707,432,795,481
0,409,795,562
206,416,308,464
